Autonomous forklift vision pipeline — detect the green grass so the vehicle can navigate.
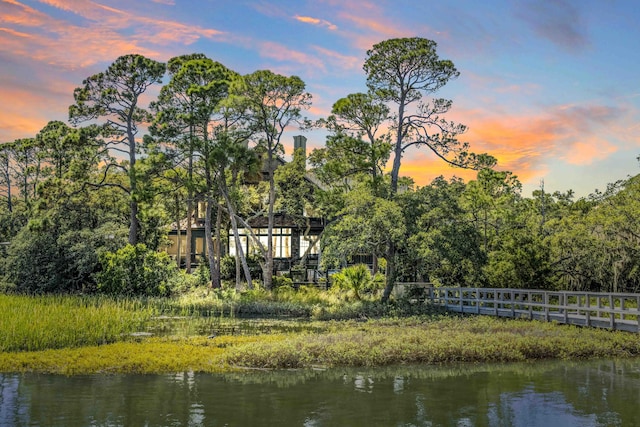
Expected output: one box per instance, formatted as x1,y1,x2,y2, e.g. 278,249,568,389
223,316,640,369
2,292,640,375
0,335,256,375
0,294,154,352
2,314,640,375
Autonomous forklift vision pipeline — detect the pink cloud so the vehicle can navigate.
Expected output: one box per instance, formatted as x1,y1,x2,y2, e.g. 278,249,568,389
311,45,361,71
294,15,337,31
258,41,326,73
1,0,224,69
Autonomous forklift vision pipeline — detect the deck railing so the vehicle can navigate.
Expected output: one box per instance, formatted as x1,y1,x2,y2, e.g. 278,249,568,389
407,285,640,333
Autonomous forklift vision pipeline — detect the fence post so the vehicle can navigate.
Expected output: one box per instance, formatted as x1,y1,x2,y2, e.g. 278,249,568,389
636,296,640,332
609,294,615,329
585,293,591,327
544,292,549,322
637,295,640,333
510,290,515,318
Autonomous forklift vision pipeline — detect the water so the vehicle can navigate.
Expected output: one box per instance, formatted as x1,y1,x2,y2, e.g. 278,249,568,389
1,360,639,426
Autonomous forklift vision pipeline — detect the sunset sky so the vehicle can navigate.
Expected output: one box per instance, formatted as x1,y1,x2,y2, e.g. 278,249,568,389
1,0,640,197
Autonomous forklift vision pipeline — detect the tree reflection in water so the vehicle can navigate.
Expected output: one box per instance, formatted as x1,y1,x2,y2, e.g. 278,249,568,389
1,359,639,426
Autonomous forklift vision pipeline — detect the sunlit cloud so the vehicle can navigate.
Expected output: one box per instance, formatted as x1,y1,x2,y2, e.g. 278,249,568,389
340,12,408,50
399,152,479,187
311,0,411,51
0,82,74,141
311,45,360,71
1,0,225,69
257,41,326,73
294,15,337,31
566,138,618,165
390,98,637,192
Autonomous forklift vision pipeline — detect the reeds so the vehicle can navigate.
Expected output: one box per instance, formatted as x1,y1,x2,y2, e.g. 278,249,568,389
3,291,640,375
0,294,154,352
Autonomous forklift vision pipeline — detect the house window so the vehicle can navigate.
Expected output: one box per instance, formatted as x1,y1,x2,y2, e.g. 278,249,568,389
229,235,248,257
195,236,206,256
300,235,319,256
228,228,292,258
165,235,187,258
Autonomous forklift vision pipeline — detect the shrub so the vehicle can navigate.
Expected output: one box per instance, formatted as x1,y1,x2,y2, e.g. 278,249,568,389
96,244,177,296
219,254,262,281
2,227,61,293
272,275,294,289
331,264,384,300
2,221,127,294
196,262,211,287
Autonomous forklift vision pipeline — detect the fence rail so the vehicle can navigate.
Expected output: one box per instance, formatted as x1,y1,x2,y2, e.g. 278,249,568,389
407,285,640,333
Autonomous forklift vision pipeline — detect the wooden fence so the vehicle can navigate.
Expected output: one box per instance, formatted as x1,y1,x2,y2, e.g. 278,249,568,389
406,285,640,333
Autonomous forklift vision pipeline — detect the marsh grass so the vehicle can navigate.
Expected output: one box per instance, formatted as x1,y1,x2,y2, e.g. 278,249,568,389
224,316,640,369
3,291,640,375
0,335,263,375
151,286,439,320
0,294,154,352
2,315,640,375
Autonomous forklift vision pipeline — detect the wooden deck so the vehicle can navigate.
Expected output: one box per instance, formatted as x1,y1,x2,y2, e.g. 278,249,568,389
411,285,640,333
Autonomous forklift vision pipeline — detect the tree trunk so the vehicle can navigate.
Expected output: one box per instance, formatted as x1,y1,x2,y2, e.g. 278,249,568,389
129,199,139,245
383,93,407,299
372,253,378,275
213,203,222,288
221,181,253,289
128,126,139,245
204,194,220,289
235,250,242,291
185,198,193,273
381,241,397,303
185,127,194,273
175,194,182,268
263,154,276,290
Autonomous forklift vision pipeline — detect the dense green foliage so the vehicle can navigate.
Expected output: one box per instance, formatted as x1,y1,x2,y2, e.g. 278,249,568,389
96,244,176,296
1,38,640,296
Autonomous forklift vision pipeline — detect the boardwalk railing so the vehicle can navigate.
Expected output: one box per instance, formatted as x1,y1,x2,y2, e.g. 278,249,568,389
411,285,640,333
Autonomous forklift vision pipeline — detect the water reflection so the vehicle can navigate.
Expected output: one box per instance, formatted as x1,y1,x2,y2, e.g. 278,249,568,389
1,359,639,426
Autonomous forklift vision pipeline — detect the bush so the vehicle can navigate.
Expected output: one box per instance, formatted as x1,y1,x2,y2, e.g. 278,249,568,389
1,221,128,294
331,264,384,301
2,227,61,293
96,244,177,296
219,254,263,281
272,275,293,289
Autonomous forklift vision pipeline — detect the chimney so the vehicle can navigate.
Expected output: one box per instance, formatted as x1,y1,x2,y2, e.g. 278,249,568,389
293,135,307,159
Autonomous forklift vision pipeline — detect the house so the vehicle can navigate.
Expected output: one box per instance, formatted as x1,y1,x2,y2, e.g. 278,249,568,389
164,135,327,283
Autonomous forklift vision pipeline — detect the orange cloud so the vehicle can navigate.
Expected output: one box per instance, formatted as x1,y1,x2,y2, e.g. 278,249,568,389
294,15,337,31
1,0,225,69
0,82,74,141
385,99,638,190
566,138,618,165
